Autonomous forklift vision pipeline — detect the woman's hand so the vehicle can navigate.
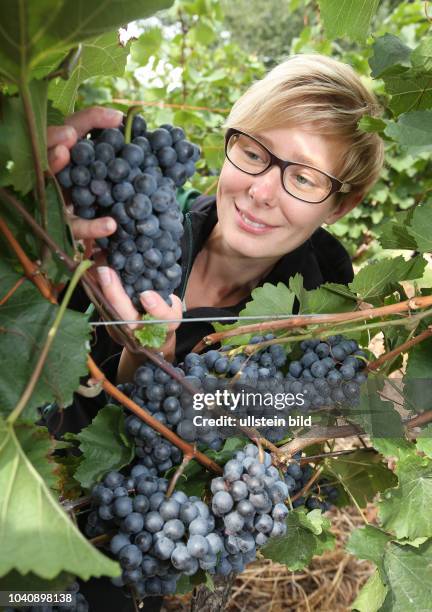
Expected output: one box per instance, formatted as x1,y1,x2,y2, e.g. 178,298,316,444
96,266,183,382
48,106,123,242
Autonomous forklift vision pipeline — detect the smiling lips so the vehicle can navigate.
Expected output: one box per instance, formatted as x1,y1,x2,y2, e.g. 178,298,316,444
234,203,277,234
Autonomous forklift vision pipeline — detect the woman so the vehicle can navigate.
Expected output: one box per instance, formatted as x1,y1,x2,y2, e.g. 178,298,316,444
47,53,383,608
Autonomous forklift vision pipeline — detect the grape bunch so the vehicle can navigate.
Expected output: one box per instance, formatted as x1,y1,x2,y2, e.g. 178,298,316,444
56,114,200,307
86,444,289,597
5,582,88,612
283,453,339,511
285,335,368,412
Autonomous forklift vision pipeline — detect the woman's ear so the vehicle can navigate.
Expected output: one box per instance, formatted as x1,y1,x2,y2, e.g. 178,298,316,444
325,192,365,225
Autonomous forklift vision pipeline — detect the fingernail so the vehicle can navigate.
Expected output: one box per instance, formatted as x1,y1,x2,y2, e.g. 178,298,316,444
104,108,123,120
97,266,111,287
103,218,116,233
59,126,75,141
140,290,157,309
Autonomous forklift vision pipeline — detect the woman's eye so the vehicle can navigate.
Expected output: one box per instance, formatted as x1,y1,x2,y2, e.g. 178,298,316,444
244,148,263,162
296,174,314,186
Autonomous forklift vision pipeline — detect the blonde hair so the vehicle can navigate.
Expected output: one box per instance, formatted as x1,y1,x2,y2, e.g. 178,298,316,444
225,54,384,196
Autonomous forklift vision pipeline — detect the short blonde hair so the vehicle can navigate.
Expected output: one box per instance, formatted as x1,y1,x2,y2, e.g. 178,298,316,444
225,54,384,196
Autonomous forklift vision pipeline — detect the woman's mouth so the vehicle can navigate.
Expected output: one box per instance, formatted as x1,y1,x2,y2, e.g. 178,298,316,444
234,203,276,234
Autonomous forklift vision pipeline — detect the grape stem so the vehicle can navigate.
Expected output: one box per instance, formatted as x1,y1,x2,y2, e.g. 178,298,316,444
87,356,223,475
166,452,194,498
124,105,144,145
192,295,432,352
0,216,57,303
290,465,324,503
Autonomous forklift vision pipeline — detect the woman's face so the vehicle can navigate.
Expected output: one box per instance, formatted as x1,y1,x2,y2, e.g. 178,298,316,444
215,125,361,261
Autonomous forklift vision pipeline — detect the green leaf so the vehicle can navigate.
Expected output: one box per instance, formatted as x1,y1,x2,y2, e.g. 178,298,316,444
349,256,426,302
175,573,194,595
411,37,432,73
351,569,388,612
385,111,432,156
379,454,432,539
14,422,60,492
0,0,173,83
318,0,379,42
213,282,295,346
384,72,432,117
130,28,163,65
371,438,416,463
345,377,404,439
407,200,432,253
324,448,398,508
415,425,432,459
74,405,134,489
0,571,74,594
134,314,169,349
0,261,90,421
48,33,129,115
358,115,388,133
379,211,417,250
404,334,432,412
0,417,120,580
261,509,335,570
369,34,412,79
299,282,357,314
346,526,391,577
0,80,48,194
380,539,432,611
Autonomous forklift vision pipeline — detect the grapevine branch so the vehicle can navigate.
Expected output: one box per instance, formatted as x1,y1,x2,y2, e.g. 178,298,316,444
368,327,432,371
192,295,432,352
19,80,48,234
0,276,25,305
0,216,57,303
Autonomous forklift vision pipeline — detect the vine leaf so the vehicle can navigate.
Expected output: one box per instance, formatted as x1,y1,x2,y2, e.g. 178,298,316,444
351,569,388,612
0,0,173,83
404,334,432,412
134,314,168,349
74,404,135,489
48,33,130,115
415,424,432,458
318,0,379,43
406,200,432,253
349,255,426,303
0,417,120,580
345,378,405,439
385,111,432,156
346,525,391,578
261,509,335,570
324,449,397,508
213,282,295,346
0,261,90,421
0,81,48,194
14,421,61,492
380,539,432,611
379,454,432,540
369,34,412,79
378,210,417,251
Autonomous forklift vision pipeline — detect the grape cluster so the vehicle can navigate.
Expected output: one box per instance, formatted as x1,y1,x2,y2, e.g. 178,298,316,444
285,335,368,411
56,114,200,307
86,445,289,597
5,583,88,612
283,453,339,512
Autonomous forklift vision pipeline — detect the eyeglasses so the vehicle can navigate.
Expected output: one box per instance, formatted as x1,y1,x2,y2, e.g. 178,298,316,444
224,128,351,204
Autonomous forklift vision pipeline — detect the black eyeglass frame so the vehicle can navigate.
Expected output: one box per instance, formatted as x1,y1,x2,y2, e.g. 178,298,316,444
224,128,352,204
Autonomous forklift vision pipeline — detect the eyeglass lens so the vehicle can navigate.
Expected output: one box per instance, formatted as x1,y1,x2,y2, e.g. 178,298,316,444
226,133,332,203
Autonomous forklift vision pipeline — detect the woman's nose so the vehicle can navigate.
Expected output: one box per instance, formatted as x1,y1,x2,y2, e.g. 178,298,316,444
248,165,281,206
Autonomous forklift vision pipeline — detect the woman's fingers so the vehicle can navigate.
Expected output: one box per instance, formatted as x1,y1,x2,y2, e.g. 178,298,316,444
139,291,183,332
48,143,73,174
65,106,123,138
47,125,77,149
69,215,117,240
97,267,140,326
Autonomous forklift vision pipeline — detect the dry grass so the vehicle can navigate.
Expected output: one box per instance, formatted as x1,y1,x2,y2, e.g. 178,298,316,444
163,504,376,612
